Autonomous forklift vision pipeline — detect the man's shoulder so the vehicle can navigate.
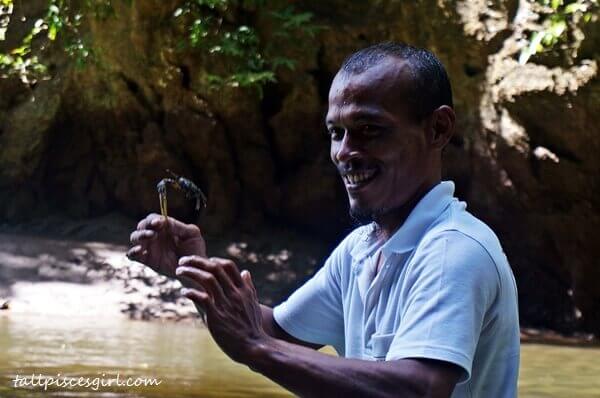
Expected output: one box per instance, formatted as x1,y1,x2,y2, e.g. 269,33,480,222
424,200,506,264
412,201,515,295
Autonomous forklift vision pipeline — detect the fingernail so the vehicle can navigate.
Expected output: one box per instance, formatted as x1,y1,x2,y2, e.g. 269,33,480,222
178,257,188,266
180,288,190,295
175,267,183,275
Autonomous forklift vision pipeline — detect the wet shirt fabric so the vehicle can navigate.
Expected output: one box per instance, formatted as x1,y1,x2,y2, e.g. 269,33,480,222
273,181,520,398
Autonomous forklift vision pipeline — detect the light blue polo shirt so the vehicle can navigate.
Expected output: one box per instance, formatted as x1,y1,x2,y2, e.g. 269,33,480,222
273,181,520,397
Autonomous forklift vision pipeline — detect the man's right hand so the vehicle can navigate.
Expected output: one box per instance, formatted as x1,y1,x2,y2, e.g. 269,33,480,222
127,213,206,278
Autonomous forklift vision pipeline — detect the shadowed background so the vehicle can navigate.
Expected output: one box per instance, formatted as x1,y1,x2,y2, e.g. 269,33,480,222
0,0,598,337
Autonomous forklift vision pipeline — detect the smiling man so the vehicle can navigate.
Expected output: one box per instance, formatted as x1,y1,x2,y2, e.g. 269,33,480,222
128,42,520,397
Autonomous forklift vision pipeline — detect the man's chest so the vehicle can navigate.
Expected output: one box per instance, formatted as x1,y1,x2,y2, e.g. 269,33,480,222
341,251,411,360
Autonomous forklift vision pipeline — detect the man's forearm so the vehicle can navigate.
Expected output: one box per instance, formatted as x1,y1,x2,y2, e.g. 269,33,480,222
244,336,447,398
174,257,459,397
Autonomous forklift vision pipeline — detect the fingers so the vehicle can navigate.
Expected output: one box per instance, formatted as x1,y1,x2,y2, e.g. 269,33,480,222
241,269,252,288
176,263,226,302
181,288,212,307
209,257,244,287
129,229,157,245
135,213,202,238
159,216,202,239
126,245,147,263
178,274,207,293
136,213,162,230
170,220,202,240
131,214,162,250
177,256,237,293
241,269,258,298
130,213,202,250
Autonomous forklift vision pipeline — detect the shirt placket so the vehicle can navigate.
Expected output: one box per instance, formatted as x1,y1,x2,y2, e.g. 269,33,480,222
363,251,392,355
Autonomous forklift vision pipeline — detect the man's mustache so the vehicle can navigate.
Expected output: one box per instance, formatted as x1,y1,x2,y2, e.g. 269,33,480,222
337,163,378,176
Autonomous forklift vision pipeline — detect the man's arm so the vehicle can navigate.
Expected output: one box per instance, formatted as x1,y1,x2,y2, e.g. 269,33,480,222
247,334,461,398
176,256,461,398
260,304,323,350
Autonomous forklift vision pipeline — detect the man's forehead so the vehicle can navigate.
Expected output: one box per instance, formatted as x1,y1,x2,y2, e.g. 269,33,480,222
328,57,413,103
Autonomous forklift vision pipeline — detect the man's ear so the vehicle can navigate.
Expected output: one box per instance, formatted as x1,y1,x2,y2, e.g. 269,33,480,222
426,105,455,150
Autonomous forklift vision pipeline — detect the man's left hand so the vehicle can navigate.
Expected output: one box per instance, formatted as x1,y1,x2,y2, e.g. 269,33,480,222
176,256,267,363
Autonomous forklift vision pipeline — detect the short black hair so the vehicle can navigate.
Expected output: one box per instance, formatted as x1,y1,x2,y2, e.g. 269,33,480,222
340,42,453,120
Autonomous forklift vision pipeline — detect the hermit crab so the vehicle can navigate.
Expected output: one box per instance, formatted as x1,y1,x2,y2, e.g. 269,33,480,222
156,170,207,218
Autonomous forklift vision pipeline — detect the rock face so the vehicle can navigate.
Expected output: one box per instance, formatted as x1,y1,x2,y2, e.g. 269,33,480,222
0,0,598,333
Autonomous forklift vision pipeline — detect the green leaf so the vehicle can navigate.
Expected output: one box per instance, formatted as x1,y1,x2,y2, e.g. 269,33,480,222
270,56,296,70
0,53,13,65
565,3,586,13
10,44,29,56
548,19,567,37
519,31,544,64
48,24,58,40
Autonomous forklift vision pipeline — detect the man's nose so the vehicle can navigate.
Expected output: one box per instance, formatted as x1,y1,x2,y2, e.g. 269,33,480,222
334,132,360,163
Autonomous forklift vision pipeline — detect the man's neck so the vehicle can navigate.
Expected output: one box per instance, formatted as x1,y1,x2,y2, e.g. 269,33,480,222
373,180,439,241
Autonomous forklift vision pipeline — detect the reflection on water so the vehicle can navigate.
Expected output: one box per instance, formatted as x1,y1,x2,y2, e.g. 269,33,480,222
518,343,600,397
0,314,598,397
0,314,289,398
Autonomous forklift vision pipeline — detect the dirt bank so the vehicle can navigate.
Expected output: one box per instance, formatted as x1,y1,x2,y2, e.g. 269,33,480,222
0,215,597,346
0,213,329,322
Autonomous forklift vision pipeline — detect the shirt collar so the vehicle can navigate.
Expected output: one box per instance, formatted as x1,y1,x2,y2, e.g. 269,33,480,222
350,181,456,261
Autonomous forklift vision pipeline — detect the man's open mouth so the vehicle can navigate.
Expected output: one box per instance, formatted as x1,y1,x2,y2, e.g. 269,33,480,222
343,168,379,189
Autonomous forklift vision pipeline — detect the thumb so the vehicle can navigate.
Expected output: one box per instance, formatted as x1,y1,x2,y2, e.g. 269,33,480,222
152,216,201,239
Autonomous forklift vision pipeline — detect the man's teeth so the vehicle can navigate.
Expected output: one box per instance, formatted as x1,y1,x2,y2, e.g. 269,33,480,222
344,170,376,185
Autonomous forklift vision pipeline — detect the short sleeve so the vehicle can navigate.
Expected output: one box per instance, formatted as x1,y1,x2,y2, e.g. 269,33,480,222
386,231,500,383
273,244,345,350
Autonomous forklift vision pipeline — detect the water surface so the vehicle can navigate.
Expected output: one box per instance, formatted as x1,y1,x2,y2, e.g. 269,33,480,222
0,314,598,397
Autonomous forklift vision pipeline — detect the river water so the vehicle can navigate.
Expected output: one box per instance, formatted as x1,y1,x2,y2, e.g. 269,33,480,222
0,314,598,397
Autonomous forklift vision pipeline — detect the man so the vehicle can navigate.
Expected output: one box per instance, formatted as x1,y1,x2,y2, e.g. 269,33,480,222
128,42,520,397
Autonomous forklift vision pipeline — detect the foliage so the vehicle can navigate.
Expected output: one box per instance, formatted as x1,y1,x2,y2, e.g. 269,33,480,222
174,0,321,94
519,0,598,64
0,0,93,84
0,0,321,92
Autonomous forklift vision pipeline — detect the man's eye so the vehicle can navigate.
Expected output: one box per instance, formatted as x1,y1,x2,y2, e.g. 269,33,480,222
328,127,344,140
362,125,382,136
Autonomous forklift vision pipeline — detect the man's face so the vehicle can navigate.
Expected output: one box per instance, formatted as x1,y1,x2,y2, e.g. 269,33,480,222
326,58,433,224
